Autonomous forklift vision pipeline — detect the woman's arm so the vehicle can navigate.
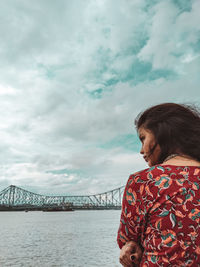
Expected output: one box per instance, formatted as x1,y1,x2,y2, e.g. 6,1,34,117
117,173,145,248
117,172,146,265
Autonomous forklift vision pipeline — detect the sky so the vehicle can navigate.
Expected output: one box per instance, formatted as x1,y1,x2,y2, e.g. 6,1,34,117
0,0,199,196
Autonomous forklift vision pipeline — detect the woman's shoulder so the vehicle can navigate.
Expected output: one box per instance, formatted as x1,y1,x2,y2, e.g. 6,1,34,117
129,164,200,181
130,165,170,178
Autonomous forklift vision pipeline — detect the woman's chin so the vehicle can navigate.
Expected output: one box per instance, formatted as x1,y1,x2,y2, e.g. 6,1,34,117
147,160,153,167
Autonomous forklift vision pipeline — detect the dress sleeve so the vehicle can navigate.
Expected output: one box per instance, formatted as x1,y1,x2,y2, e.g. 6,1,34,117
117,172,146,249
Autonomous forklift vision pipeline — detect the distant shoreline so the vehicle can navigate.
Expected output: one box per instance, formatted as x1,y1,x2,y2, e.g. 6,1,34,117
0,204,121,211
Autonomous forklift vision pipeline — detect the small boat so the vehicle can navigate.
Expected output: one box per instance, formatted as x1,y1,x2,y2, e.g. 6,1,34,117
42,206,74,212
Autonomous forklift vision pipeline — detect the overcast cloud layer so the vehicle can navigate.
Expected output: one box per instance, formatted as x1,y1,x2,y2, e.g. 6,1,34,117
0,0,199,195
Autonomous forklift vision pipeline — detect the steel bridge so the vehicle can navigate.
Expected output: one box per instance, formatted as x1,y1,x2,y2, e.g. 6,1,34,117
0,185,125,210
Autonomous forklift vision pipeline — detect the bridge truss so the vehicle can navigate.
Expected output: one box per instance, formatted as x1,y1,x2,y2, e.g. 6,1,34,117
0,185,125,209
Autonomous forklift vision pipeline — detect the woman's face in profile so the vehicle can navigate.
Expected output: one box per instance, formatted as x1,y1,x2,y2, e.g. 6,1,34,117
138,127,161,167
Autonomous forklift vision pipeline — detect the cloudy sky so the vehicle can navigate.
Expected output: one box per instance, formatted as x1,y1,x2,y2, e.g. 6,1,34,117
0,0,199,195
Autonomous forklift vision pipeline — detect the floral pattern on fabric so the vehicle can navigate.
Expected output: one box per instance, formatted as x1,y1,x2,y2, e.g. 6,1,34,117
117,165,200,266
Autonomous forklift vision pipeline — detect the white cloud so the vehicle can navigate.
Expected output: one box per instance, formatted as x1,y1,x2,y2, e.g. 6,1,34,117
0,84,17,95
138,0,200,70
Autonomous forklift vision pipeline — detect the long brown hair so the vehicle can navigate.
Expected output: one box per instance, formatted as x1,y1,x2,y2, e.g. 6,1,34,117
135,103,200,164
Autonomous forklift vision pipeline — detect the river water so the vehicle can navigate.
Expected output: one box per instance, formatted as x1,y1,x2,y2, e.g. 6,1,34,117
0,210,122,267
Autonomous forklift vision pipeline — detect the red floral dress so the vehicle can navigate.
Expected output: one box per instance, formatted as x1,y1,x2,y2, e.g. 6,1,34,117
117,165,200,266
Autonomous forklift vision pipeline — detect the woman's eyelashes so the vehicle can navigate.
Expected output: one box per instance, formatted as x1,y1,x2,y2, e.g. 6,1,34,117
139,136,144,143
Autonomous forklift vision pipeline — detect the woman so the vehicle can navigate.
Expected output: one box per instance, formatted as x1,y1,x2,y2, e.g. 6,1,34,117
117,103,200,266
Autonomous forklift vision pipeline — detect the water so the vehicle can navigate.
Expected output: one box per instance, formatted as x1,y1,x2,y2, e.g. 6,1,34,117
0,210,122,267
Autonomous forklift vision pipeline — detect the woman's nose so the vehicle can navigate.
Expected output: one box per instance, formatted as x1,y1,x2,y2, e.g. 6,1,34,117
140,146,144,154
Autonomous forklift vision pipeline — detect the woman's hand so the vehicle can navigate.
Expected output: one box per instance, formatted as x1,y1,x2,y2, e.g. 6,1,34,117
119,241,143,267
